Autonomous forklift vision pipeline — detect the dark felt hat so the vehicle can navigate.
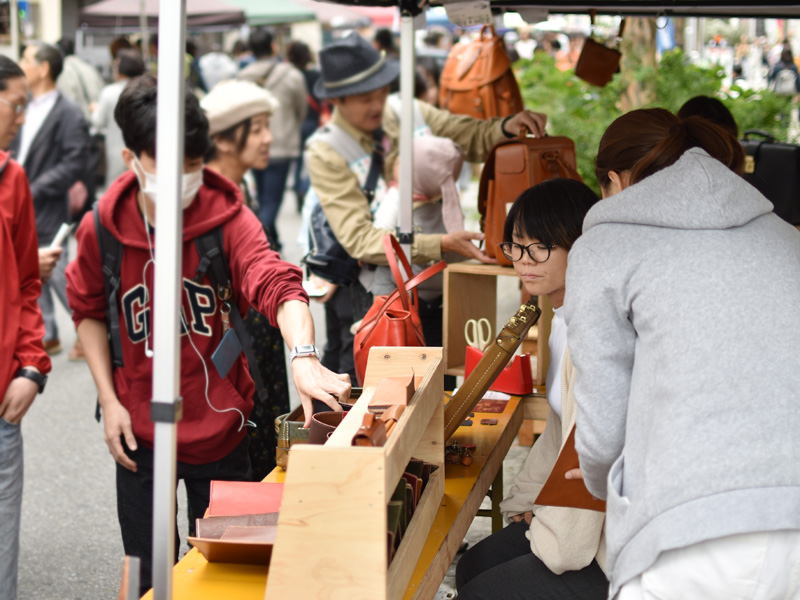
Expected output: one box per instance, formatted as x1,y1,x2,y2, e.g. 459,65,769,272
315,32,400,100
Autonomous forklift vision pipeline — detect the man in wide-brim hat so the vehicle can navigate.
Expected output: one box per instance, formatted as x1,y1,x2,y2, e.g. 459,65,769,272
304,32,548,380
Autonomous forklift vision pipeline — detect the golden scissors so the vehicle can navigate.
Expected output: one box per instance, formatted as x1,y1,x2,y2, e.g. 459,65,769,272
464,318,492,350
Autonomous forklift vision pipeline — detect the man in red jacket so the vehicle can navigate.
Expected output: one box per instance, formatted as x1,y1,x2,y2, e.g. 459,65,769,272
66,75,350,596
0,56,51,600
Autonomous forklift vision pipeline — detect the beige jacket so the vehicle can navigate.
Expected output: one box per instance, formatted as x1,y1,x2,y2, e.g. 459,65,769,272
499,346,607,574
305,101,507,266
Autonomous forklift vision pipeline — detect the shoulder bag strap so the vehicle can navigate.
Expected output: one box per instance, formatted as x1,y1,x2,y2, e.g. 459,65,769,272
362,129,384,203
94,203,125,368
194,228,269,402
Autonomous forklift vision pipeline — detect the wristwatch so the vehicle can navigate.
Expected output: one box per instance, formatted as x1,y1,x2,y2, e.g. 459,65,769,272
289,345,321,361
16,368,47,394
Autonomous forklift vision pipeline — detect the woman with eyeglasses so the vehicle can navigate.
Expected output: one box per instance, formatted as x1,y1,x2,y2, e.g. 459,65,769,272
456,178,607,600
565,108,800,598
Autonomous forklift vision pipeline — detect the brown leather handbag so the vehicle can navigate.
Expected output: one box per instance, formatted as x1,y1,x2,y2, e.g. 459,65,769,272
439,24,523,119
574,13,626,87
478,129,583,266
353,235,446,386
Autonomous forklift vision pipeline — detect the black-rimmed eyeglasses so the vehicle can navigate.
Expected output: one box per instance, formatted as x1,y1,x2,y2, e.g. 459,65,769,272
499,241,556,263
0,98,26,115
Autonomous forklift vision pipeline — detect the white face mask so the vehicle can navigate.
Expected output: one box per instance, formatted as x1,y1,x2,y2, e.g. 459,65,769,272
131,154,203,210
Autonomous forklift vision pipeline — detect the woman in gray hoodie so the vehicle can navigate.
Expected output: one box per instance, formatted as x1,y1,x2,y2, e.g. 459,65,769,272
564,108,800,599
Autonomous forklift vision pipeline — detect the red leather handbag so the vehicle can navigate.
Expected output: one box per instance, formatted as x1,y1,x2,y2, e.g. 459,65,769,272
353,235,446,386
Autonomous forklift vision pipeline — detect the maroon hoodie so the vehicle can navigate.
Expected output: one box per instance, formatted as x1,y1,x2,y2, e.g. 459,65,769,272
66,169,307,464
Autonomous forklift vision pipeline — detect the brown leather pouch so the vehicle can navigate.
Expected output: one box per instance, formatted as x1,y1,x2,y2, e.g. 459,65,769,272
574,14,626,87
352,413,388,447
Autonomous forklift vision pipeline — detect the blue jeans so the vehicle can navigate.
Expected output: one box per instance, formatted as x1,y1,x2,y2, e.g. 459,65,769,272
0,418,23,600
252,158,293,249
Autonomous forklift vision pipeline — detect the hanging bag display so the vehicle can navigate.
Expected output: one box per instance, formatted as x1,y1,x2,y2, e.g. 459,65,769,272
353,235,446,386
478,127,583,266
574,12,626,87
741,129,800,224
439,24,524,119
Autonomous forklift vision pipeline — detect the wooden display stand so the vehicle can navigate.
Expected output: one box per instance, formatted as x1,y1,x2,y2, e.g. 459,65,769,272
264,347,445,600
443,262,553,383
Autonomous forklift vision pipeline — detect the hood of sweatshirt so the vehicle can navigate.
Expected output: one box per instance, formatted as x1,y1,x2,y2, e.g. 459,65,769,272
98,167,243,249
583,148,774,233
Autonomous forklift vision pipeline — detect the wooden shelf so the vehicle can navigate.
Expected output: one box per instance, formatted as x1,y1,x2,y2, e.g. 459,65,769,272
443,261,553,384
264,347,445,600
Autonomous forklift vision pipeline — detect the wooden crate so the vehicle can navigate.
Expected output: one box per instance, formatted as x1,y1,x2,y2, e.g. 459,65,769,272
264,347,445,600
443,262,553,384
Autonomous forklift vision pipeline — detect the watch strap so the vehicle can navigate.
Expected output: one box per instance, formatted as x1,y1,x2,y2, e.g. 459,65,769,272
16,368,47,394
290,345,320,360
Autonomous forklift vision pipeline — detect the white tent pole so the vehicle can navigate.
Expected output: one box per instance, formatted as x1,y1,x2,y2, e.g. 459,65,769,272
140,0,150,65
151,0,186,598
397,7,416,260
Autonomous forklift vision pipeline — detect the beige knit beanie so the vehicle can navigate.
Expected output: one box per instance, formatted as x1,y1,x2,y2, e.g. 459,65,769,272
201,80,279,136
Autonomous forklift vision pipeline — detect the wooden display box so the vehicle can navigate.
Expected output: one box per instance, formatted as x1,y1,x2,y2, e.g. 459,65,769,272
443,262,553,384
264,347,445,600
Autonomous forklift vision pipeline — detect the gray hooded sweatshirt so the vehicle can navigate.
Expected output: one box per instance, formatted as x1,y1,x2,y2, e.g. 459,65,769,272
564,148,800,597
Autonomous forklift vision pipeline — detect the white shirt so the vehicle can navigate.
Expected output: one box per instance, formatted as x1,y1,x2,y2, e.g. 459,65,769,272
545,305,568,419
17,89,58,167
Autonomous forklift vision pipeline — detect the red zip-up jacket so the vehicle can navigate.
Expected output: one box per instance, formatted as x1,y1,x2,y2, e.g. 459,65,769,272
0,151,50,396
66,169,307,464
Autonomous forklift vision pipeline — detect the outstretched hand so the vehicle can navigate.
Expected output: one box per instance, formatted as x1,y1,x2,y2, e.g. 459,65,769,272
504,110,548,138
442,231,497,264
290,357,352,428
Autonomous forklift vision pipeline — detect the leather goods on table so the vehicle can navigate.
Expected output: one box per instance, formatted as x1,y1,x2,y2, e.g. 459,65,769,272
308,411,347,444
465,346,533,395
188,525,277,565
195,513,279,539
535,426,606,512
274,392,359,469
574,11,626,87
206,481,284,517
439,24,523,120
368,371,419,411
354,234,446,385
478,131,582,266
444,302,541,440
388,458,440,563
352,404,406,447
741,129,800,224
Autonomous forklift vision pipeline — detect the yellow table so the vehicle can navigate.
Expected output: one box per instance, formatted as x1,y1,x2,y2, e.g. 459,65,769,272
142,396,523,600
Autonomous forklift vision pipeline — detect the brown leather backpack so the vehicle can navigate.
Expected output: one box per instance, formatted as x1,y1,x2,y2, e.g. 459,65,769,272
439,25,523,119
478,131,583,266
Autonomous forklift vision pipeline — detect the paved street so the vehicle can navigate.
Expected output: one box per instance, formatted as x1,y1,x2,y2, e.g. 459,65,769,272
17,183,529,599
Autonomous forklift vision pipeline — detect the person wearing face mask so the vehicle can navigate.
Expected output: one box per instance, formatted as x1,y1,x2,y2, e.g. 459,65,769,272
201,80,291,481
65,75,351,597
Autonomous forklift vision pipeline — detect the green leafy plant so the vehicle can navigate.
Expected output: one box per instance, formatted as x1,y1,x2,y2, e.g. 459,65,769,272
516,49,791,194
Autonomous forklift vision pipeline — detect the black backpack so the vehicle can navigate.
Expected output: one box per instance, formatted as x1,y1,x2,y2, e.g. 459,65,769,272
92,204,268,420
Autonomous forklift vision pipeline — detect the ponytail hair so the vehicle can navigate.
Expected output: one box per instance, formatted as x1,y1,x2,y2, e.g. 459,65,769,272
595,108,745,190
